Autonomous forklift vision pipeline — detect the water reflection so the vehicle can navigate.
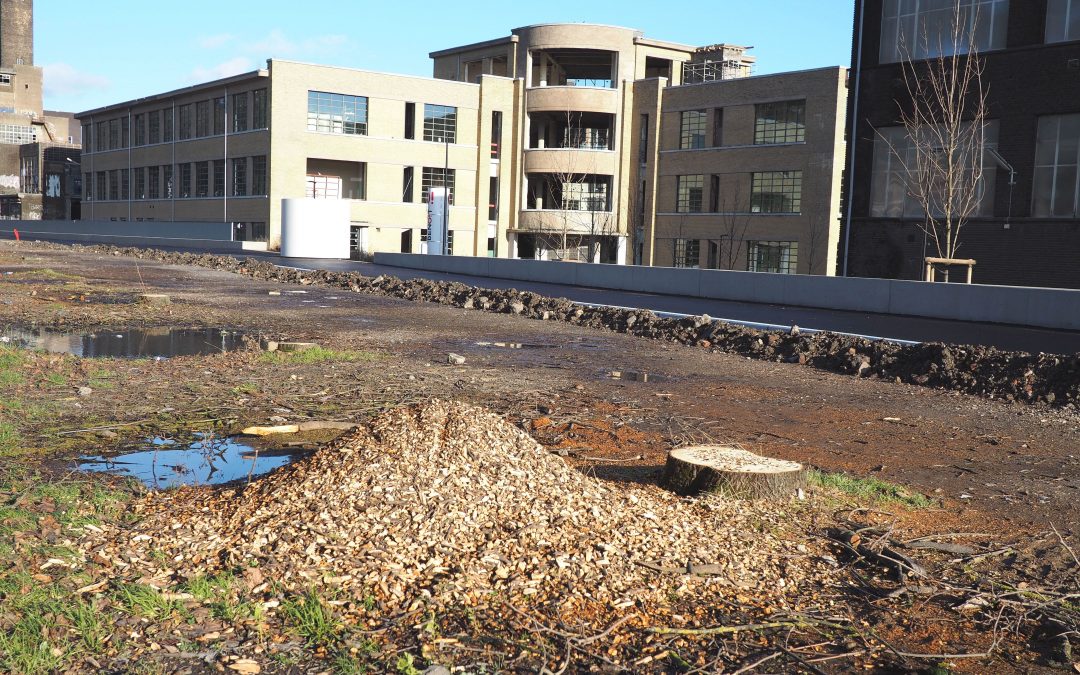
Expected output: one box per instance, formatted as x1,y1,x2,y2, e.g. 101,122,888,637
1,327,246,358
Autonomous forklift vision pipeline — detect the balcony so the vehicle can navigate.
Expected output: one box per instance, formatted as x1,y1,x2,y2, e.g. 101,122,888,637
523,148,616,176
526,86,619,114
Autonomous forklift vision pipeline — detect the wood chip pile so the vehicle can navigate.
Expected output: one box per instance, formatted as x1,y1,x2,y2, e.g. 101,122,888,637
81,400,829,613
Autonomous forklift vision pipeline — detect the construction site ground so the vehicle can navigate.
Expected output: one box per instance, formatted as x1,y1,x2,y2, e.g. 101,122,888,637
0,241,1078,674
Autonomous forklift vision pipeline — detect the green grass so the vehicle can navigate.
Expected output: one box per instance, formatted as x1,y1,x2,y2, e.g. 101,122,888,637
0,421,21,456
281,589,344,648
113,583,184,621
260,347,381,365
808,470,932,508
43,372,68,387
0,345,26,386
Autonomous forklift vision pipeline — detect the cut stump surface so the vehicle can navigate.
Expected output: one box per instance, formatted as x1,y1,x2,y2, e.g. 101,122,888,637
663,445,806,500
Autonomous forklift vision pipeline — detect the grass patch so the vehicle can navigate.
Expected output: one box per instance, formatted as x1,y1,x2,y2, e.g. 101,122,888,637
281,589,344,648
0,345,26,386
43,372,68,388
808,470,932,508
0,421,21,456
113,583,184,621
260,347,380,365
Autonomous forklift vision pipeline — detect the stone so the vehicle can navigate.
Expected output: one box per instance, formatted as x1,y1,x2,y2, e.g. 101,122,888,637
447,353,466,365
422,667,451,675
510,301,525,314
78,386,93,397
790,325,800,336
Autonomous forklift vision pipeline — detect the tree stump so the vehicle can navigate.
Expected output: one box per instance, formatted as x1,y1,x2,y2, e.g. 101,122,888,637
663,446,806,500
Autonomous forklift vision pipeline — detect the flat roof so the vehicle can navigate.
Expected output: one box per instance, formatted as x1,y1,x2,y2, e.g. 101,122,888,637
77,69,268,118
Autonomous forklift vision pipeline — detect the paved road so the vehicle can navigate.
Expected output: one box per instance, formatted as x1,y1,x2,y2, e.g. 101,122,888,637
258,254,1079,355
17,238,1080,354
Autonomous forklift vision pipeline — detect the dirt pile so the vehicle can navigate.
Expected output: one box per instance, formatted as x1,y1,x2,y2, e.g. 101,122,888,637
20,242,1080,406
80,400,825,612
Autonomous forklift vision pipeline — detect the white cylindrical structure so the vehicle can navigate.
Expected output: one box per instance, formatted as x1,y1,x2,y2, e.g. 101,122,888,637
280,198,350,259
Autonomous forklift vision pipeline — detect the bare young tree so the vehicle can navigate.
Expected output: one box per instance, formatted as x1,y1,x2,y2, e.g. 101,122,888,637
803,216,829,275
715,180,750,270
881,0,990,282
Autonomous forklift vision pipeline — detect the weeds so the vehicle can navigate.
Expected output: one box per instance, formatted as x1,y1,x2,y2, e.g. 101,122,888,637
281,588,344,648
113,583,183,621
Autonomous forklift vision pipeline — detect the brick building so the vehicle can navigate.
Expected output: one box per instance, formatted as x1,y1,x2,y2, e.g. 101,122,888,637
843,0,1080,289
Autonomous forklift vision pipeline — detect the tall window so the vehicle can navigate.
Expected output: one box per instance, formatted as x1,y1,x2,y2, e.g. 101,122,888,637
120,168,129,200
196,101,210,137
405,102,416,139
178,104,193,140
748,241,799,274
676,175,704,213
95,122,107,150
713,108,724,147
306,175,341,199
421,167,455,202
423,104,457,143
491,110,503,159
177,163,191,198
148,166,160,199
639,114,649,163
1047,0,1080,42
213,159,225,197
121,116,129,148
233,93,248,132
870,122,998,217
680,110,707,149
134,114,145,146
82,124,92,152
674,238,701,268
164,165,174,199
307,91,368,135
880,0,1009,63
253,89,268,129
109,170,119,200
148,111,160,144
755,100,805,144
134,167,145,199
109,119,120,149
84,173,92,200
163,107,174,142
252,156,267,195
402,166,414,202
213,97,226,135
97,173,106,201
195,162,209,198
751,171,802,213
562,182,608,211
1033,114,1080,217
231,158,247,197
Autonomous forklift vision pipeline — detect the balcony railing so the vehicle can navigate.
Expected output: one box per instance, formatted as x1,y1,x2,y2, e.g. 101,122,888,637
563,128,611,150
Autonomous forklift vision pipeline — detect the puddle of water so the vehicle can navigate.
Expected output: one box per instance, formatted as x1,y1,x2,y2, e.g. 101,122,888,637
78,434,307,488
475,341,557,350
608,370,656,383
0,326,246,358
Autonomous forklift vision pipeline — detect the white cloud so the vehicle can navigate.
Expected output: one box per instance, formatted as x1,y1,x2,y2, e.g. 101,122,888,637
198,33,235,50
42,63,111,100
188,56,257,83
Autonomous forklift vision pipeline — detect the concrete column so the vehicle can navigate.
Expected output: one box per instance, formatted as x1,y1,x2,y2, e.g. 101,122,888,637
509,232,518,259
537,122,545,149
539,54,548,87
616,235,627,265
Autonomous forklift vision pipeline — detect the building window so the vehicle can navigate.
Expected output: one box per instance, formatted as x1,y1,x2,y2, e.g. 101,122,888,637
81,124,91,152
751,171,802,213
0,124,35,145
196,161,209,197
488,176,499,220
402,166,414,202
148,166,160,199
213,97,226,135
148,111,160,144
562,182,608,211
755,100,805,144
0,74,10,85
164,165,174,199
95,122,106,150
121,116,129,148
108,119,120,149
306,175,341,199
196,100,210,137
1047,0,1080,42
252,156,267,195
404,102,416,139
491,110,503,159
676,175,704,213
134,167,145,199
674,238,701,268
713,108,724,147
213,159,225,197
307,91,368,135
421,167,455,202
108,170,119,200
253,89,268,129
1033,113,1080,217
134,114,145,146
163,108,174,143
232,158,247,197
748,241,799,274
97,172,107,201
121,169,130,200
680,110,707,149
233,93,248,132
84,173,92,200
423,104,457,143
178,163,191,198
639,114,649,163
178,104,193,140
870,122,998,217
879,0,1009,64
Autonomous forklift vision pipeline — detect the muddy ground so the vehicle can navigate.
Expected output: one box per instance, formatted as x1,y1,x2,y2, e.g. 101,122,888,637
1,241,1078,674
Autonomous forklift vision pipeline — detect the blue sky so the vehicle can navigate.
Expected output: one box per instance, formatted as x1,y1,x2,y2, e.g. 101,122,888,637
38,1,854,113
